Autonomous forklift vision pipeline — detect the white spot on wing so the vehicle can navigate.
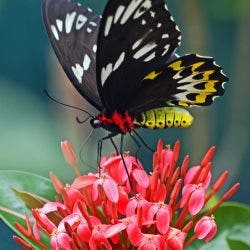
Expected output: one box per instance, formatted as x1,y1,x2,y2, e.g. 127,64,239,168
162,34,169,39
150,11,155,18
133,0,152,19
93,44,97,53
72,64,83,83
162,44,170,56
101,63,112,85
51,25,59,40
71,54,91,84
101,53,126,85
144,52,156,62
90,21,97,26
141,19,146,25
87,27,92,33
56,19,63,32
134,43,157,59
157,23,162,28
104,16,113,37
132,39,143,50
76,14,87,30
83,54,91,71
65,12,77,33
114,5,125,23
121,0,144,24
113,52,125,71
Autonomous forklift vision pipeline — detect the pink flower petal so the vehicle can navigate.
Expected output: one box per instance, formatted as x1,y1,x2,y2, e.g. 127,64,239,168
184,166,200,185
58,213,81,232
103,177,119,203
40,202,66,214
117,158,132,183
57,232,72,250
126,199,138,217
188,188,205,215
132,169,149,188
77,223,91,242
147,205,158,222
180,184,195,208
156,208,171,234
50,235,59,250
127,223,143,247
195,216,217,242
195,219,212,239
71,175,97,189
104,223,127,238
117,188,129,215
205,222,217,242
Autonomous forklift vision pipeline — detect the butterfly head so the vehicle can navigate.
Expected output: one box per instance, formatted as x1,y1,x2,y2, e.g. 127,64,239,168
90,117,102,129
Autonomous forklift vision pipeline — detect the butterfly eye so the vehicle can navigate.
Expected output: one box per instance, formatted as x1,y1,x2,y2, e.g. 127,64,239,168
90,118,101,128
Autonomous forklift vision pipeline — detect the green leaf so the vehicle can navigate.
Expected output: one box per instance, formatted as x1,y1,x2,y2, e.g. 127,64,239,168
187,202,250,250
227,238,250,250
0,170,56,248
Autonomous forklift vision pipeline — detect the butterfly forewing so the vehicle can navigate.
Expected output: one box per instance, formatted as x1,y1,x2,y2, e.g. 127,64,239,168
96,0,181,112
127,54,228,113
42,0,103,111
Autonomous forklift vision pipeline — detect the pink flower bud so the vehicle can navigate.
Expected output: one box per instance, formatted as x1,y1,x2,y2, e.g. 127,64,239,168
194,216,217,242
61,140,78,167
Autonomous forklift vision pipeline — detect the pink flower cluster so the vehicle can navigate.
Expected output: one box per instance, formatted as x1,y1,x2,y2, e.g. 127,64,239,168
14,140,239,250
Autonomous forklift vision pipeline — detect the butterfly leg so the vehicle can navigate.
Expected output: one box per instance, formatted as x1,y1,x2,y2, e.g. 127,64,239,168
97,133,117,174
133,130,154,152
129,132,142,162
119,134,133,189
109,137,119,155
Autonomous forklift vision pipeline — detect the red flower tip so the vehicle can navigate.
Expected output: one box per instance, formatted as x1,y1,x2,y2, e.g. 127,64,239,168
50,172,64,194
200,146,216,168
13,236,33,250
61,140,80,176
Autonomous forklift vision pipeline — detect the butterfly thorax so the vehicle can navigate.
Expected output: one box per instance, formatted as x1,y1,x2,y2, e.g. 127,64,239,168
94,111,134,134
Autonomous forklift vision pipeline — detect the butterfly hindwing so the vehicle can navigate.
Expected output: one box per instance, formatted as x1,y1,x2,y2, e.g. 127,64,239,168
42,0,103,110
96,0,181,112
127,54,228,113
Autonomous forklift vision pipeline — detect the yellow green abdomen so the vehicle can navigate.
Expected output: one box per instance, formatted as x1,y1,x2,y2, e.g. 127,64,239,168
133,107,193,129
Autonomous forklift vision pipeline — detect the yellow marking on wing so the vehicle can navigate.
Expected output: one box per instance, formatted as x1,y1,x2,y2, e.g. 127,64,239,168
168,60,183,71
204,80,218,92
203,70,214,80
168,60,205,72
143,71,162,80
195,92,211,104
190,62,205,72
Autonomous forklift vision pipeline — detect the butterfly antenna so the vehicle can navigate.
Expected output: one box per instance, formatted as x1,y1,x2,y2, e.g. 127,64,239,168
76,115,92,124
44,89,95,118
79,128,96,171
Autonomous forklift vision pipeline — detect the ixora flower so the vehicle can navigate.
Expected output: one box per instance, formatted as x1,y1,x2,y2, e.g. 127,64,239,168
13,139,239,250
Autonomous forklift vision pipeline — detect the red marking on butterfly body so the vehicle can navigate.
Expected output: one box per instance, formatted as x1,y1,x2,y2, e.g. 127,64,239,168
98,111,134,133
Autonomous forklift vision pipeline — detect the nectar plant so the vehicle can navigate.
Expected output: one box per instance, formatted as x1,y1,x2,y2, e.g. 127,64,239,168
13,139,239,250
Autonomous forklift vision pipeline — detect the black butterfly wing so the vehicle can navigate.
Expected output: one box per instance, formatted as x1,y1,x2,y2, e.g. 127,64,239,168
96,0,181,113
127,54,228,114
42,0,103,111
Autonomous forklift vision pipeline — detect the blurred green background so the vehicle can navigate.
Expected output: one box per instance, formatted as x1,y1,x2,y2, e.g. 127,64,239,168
0,0,249,248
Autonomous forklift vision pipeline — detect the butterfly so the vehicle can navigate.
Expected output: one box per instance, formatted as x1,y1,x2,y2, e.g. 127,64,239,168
42,0,228,159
